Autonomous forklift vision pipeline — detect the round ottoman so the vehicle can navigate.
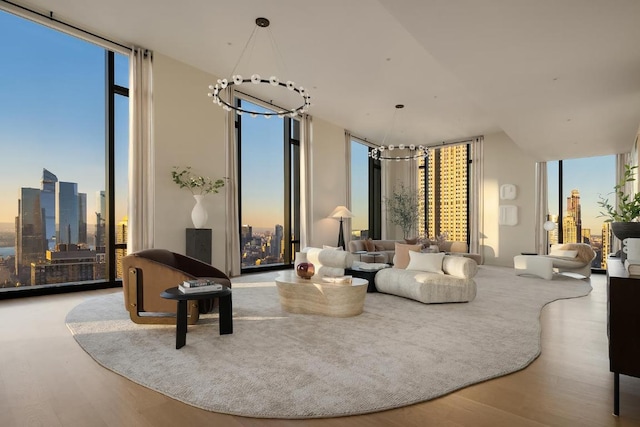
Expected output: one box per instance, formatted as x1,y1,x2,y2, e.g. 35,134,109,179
513,255,553,280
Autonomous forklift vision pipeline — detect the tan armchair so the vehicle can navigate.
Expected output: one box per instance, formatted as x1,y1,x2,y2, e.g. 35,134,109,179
542,243,596,278
122,249,231,325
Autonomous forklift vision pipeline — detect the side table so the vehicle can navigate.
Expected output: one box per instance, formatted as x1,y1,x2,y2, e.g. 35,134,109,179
345,267,383,292
160,286,232,349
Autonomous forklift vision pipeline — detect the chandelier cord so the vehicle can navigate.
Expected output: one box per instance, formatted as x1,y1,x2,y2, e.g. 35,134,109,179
382,108,400,146
230,24,259,76
266,26,288,78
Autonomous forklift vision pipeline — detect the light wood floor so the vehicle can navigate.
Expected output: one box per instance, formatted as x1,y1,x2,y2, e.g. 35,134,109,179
1,272,639,427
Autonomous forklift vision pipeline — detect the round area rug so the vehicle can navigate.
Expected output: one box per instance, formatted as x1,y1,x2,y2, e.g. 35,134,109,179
65,266,591,418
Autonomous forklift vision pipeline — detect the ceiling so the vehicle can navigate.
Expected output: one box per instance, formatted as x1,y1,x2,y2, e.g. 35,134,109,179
16,0,640,161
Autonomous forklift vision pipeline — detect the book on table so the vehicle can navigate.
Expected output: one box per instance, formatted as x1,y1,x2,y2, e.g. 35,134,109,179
182,278,219,288
179,279,224,294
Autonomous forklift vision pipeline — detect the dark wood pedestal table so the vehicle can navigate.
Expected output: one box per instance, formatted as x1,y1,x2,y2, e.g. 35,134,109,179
160,286,232,349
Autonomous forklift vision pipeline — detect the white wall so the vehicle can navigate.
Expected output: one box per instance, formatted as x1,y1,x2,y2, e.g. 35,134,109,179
150,54,540,270
308,117,349,247
152,53,227,270
482,131,537,266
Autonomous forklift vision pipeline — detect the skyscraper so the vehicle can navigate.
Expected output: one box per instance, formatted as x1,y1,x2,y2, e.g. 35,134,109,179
115,217,128,279
565,189,582,243
78,192,87,245
15,187,45,284
40,169,58,250
56,181,79,245
419,144,468,242
95,191,106,249
273,224,283,259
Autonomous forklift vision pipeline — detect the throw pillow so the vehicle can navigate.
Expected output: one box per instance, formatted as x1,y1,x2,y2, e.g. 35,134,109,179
393,243,423,269
549,249,578,258
406,251,445,274
364,238,376,252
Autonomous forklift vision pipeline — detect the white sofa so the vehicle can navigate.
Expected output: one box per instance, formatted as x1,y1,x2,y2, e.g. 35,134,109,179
375,255,478,304
302,247,355,277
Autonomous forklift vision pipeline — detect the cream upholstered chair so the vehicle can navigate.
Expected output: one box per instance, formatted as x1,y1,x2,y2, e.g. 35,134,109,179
542,243,596,278
122,249,231,325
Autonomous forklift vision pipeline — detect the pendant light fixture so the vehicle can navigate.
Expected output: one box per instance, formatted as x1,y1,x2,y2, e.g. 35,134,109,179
207,17,311,118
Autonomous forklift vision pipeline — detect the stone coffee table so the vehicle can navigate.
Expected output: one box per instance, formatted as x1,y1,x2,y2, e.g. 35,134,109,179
275,271,368,317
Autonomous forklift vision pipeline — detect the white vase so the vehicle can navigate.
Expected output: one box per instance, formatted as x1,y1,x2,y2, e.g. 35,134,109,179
191,195,208,228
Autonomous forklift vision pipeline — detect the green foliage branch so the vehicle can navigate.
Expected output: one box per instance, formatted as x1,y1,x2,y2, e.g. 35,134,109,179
171,166,225,195
385,183,419,239
598,164,640,222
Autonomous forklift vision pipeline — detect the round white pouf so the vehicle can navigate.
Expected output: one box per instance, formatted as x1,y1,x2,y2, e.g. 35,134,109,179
513,255,553,280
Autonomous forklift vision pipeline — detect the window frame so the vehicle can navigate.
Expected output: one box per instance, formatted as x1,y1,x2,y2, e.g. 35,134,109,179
0,14,128,299
236,95,301,273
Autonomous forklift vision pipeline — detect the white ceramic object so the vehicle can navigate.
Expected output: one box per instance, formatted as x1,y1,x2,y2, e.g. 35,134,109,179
191,195,208,228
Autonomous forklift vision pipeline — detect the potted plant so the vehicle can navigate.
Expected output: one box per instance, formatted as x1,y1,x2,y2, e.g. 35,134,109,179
171,166,226,228
597,164,640,241
384,183,419,240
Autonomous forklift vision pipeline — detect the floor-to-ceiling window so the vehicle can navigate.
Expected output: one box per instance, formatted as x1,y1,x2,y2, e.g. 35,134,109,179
237,98,300,271
418,144,470,243
0,9,128,294
547,155,615,270
351,140,369,239
350,139,381,241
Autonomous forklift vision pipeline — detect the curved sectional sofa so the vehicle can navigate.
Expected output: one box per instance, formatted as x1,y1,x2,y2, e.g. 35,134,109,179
302,247,478,304
375,255,478,304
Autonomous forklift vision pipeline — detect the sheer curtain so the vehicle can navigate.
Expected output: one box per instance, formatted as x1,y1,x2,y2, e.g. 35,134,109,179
534,161,548,254
127,48,154,253
469,137,484,258
224,87,241,277
299,114,313,248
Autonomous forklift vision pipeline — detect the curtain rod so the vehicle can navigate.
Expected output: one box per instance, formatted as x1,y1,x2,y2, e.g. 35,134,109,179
1,0,131,52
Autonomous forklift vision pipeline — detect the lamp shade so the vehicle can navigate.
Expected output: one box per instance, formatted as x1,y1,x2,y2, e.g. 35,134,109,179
329,205,354,219
543,220,556,231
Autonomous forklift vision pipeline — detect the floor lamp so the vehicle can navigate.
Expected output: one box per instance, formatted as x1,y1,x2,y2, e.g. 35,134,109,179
329,205,354,250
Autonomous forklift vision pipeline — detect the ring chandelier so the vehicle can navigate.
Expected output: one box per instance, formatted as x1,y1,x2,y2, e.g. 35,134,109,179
369,144,429,161
207,17,311,118
368,104,428,161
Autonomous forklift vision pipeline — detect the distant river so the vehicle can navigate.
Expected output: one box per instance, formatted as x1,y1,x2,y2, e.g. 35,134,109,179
0,247,15,257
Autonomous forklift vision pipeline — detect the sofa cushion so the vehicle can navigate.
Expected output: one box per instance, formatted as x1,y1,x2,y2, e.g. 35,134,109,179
442,255,478,279
406,251,445,274
548,248,578,258
393,243,423,269
349,240,366,252
364,238,376,252
375,267,477,304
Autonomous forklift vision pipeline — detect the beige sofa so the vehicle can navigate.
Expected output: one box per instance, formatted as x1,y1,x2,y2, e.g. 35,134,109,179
375,255,478,304
348,239,481,264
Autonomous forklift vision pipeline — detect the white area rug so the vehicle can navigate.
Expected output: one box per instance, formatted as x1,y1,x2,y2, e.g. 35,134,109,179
65,266,592,418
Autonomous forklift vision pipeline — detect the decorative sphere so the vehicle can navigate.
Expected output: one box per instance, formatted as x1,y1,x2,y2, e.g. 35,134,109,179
296,262,315,279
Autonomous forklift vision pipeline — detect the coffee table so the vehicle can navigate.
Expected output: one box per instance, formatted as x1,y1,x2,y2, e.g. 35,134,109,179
275,271,368,317
160,286,232,349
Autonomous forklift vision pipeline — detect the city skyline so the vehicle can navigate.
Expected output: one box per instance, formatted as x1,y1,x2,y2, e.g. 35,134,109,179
0,10,129,226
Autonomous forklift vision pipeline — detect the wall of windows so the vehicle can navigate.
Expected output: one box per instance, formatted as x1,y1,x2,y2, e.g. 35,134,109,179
418,144,469,243
0,10,128,294
351,140,369,239
547,155,615,270
237,98,300,271
350,139,381,241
